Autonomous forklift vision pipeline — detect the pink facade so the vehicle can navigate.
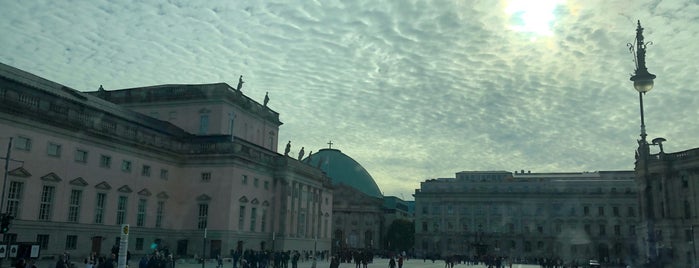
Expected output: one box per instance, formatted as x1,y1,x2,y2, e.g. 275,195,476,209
0,63,333,260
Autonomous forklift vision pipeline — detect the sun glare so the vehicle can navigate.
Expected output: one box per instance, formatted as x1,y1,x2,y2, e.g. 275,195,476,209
505,0,564,36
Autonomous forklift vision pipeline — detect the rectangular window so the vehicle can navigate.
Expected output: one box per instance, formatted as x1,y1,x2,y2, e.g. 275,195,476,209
254,178,259,187
260,208,267,232
629,225,636,235
599,224,606,236
250,207,257,232
37,234,50,250
238,206,245,231
199,114,209,135
198,203,208,229
583,206,590,216
156,201,164,228
95,193,106,224
100,155,112,168
613,206,620,217
75,149,88,163
201,172,211,182
614,225,621,236
39,185,55,220
142,165,151,177
6,181,23,218
160,169,169,180
422,222,428,232
67,189,82,222
65,235,77,250
137,199,147,227
584,224,591,234
264,181,269,190
242,175,248,185
47,142,61,157
628,206,636,217
116,196,128,225
598,206,605,216
686,229,694,242
121,160,132,172
136,238,144,250
15,136,32,151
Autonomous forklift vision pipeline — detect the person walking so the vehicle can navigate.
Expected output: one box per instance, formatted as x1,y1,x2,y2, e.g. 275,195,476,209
388,258,396,268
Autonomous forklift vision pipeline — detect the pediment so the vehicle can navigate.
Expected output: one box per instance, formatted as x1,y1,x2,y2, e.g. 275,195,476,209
239,196,248,203
137,188,152,196
157,191,169,199
8,167,31,177
117,185,133,193
95,181,112,190
197,194,211,201
262,200,270,206
41,172,62,182
69,177,89,187
251,198,259,205
199,108,211,114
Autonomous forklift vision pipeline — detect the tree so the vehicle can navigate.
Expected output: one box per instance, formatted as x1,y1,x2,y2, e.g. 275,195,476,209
385,219,414,252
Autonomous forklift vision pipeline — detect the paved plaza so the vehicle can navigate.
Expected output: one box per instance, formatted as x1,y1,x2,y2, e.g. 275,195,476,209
29,258,540,268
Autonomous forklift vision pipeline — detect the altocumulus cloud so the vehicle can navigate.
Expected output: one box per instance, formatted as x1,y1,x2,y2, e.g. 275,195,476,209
1,0,698,198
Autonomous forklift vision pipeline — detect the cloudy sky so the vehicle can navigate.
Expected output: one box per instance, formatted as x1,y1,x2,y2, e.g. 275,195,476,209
2,0,698,199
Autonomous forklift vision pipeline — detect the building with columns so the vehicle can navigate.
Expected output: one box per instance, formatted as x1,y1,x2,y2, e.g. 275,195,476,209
306,148,385,253
414,170,639,265
0,62,333,259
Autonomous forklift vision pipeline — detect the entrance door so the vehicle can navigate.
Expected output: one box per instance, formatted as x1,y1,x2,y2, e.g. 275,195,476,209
210,240,222,259
91,237,103,256
177,240,188,256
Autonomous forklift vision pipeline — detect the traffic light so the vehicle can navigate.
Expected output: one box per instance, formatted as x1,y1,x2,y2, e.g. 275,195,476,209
0,213,12,233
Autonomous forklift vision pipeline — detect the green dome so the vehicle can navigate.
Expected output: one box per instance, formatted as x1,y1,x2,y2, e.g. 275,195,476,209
306,149,382,198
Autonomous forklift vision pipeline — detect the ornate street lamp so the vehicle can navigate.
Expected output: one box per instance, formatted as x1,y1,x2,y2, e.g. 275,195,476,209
629,20,656,143
628,20,657,266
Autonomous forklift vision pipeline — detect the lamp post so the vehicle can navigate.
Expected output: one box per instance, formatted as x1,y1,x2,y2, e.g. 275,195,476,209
628,20,657,267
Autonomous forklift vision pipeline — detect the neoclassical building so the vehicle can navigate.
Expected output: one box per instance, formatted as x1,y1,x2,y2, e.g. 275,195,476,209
414,170,639,265
634,144,699,266
0,62,333,259
306,148,385,253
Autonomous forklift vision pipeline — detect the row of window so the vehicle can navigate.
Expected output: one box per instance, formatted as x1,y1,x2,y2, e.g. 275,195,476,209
34,234,166,251
13,136,170,180
195,202,329,239
420,221,637,237
7,181,164,228
419,204,637,217
422,184,635,194
420,239,637,255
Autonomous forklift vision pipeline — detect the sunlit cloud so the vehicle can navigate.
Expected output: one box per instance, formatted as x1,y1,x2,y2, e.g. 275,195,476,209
1,0,698,199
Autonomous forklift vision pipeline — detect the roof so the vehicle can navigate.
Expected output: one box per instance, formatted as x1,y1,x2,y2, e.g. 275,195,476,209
306,149,382,198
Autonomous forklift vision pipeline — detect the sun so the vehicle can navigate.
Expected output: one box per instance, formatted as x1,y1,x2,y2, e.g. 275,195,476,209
505,0,564,36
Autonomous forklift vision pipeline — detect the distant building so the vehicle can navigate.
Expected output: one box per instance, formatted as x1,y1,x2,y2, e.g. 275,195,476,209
634,145,699,266
0,62,333,259
414,170,638,265
383,196,413,223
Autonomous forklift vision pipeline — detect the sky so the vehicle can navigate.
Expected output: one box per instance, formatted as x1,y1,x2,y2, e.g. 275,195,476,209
1,0,698,199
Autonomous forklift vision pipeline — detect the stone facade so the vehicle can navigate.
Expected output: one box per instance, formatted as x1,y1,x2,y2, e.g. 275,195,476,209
330,184,383,252
414,170,639,265
635,145,699,266
0,63,333,259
